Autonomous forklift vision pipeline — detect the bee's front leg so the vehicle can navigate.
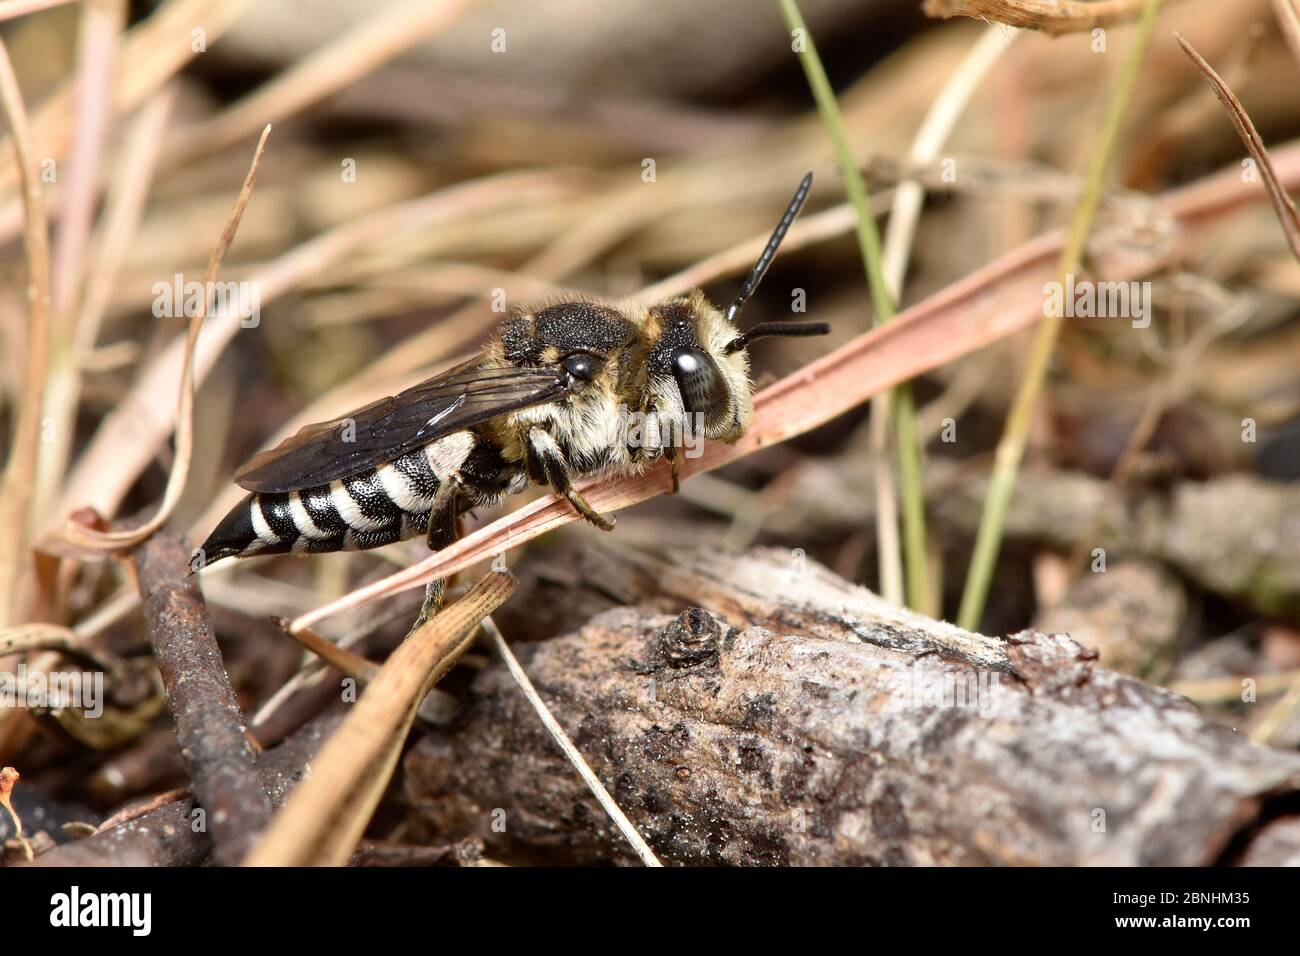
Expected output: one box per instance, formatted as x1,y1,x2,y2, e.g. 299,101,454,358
526,427,615,531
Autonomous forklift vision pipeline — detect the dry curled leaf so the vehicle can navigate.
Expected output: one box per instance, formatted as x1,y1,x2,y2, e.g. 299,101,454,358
39,125,272,560
1177,32,1300,262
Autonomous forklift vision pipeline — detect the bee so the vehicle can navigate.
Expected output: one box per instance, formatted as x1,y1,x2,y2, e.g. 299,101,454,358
201,174,829,624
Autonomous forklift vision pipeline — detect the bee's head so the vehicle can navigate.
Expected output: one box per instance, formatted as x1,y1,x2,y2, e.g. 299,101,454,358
645,173,829,442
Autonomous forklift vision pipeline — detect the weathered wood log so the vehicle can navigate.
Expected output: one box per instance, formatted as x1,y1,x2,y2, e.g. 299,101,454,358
404,546,1300,865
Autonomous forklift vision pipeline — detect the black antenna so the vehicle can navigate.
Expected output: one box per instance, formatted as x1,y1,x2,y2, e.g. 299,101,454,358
724,172,813,326
725,320,830,354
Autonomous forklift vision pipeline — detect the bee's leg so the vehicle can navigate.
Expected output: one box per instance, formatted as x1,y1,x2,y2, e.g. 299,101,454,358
669,443,684,495
411,483,460,631
527,428,615,532
563,486,616,532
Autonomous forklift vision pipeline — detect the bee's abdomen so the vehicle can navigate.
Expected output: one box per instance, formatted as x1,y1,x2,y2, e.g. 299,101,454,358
200,448,446,564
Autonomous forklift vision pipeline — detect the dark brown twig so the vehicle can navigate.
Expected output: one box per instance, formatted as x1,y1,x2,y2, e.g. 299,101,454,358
25,712,341,867
132,528,272,866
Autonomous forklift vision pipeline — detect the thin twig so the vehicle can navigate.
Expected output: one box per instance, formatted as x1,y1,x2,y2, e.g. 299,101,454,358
1251,673,1300,745
31,712,341,865
1170,668,1300,704
94,787,190,834
0,622,125,676
249,598,419,731
481,616,662,867
133,527,272,866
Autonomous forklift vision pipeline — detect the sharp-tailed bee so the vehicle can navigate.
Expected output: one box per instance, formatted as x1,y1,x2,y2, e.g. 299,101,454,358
201,173,829,624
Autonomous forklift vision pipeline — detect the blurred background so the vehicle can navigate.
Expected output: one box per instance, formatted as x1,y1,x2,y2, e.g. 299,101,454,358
2,0,1300,840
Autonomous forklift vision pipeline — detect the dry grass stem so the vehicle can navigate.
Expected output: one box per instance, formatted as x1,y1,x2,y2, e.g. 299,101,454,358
0,0,253,214
956,0,1162,630
1176,33,1300,262
780,0,930,611
169,0,477,167
36,0,125,517
1274,0,1300,67
39,86,176,516
0,36,52,629
482,616,663,867
0,0,79,22
873,23,1019,609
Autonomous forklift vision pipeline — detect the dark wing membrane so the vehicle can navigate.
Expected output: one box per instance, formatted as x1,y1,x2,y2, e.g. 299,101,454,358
234,360,567,492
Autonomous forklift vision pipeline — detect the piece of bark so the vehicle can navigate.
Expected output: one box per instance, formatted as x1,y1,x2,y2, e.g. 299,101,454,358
404,547,1300,866
132,530,273,866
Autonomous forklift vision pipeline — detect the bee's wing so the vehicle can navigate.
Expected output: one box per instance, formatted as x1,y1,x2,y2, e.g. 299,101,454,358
233,359,568,493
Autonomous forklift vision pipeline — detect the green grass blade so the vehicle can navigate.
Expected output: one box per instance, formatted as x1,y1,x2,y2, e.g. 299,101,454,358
956,0,1164,631
778,0,930,612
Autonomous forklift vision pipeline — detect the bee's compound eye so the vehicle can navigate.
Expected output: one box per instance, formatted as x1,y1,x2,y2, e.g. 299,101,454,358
670,348,726,420
561,352,597,383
